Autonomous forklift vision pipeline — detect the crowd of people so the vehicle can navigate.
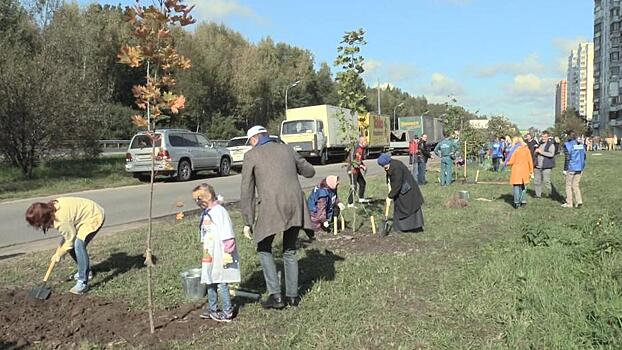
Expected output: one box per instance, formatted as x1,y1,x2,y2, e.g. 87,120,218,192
22,124,595,323
22,125,425,323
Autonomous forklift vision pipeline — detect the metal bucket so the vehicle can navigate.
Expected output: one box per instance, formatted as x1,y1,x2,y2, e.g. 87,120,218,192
458,190,470,200
180,268,206,300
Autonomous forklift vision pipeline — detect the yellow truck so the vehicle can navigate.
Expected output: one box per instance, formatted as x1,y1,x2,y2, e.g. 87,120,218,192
280,104,389,164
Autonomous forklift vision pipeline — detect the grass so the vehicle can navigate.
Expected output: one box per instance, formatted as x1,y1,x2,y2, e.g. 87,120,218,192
1,151,621,349
0,156,140,201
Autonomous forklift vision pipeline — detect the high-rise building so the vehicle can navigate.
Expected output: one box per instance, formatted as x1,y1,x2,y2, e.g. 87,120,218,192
555,80,568,124
594,0,622,137
566,43,594,121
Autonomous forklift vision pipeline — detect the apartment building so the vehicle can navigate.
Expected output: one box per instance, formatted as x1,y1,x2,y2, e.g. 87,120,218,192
566,43,594,122
594,0,622,137
555,80,568,124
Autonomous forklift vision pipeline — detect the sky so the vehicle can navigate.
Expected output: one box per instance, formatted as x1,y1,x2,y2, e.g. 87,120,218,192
79,0,594,129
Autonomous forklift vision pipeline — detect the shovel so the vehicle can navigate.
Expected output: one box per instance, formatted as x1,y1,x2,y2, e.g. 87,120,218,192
27,260,57,301
378,197,392,236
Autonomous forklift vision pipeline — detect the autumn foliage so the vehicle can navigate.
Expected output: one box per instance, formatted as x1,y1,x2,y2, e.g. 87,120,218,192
117,0,195,129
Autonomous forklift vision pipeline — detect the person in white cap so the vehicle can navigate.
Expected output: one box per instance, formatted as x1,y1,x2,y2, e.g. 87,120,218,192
240,125,315,309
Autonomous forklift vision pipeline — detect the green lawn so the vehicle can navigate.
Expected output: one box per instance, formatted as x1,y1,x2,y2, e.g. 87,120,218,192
1,152,620,349
0,156,140,201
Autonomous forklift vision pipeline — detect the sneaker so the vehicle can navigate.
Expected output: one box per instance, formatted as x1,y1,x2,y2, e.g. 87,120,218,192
561,203,573,208
347,203,357,208
200,309,218,320
209,311,233,323
358,198,370,204
69,281,89,295
67,271,94,282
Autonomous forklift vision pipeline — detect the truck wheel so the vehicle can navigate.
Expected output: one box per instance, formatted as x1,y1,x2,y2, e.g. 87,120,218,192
177,160,192,182
320,150,328,165
218,157,231,177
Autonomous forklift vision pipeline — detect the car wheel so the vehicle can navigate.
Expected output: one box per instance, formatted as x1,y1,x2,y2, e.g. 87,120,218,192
218,157,231,177
320,150,328,165
177,160,192,181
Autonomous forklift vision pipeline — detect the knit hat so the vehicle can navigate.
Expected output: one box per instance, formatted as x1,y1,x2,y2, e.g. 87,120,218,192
377,153,391,167
326,175,339,190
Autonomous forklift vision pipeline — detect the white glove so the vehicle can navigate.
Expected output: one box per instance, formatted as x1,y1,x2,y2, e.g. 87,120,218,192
322,221,330,228
217,194,224,202
243,226,252,240
337,203,346,211
563,170,567,176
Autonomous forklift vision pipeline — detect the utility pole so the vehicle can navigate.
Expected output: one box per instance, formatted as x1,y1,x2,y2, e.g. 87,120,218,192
377,79,381,115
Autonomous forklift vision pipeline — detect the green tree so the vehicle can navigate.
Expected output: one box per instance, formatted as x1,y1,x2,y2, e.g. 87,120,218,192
554,109,587,136
488,116,519,139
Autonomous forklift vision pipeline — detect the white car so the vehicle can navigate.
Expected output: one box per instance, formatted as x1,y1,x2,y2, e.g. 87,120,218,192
227,135,284,170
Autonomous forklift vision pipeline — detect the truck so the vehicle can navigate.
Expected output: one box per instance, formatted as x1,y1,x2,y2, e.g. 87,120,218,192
390,116,443,154
280,104,390,164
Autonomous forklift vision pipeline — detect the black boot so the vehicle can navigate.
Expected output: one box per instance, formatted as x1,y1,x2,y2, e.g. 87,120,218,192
261,293,285,310
285,296,300,307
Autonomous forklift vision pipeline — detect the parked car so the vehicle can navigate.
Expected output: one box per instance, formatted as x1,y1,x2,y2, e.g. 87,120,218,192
227,135,284,171
125,129,232,181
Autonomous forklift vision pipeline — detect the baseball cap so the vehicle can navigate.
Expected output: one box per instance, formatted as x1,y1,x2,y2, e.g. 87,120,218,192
246,125,268,139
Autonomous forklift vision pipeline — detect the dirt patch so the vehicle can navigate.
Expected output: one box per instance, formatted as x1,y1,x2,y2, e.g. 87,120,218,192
0,288,217,349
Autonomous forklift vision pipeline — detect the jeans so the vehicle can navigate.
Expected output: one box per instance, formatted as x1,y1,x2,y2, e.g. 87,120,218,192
565,171,583,205
257,227,299,298
534,168,552,197
440,157,453,186
207,283,232,313
417,157,427,184
512,184,527,204
61,232,96,283
410,155,419,183
347,172,367,204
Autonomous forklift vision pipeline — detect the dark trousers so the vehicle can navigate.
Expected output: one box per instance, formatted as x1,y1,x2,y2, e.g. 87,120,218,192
417,157,427,184
347,172,366,204
492,157,501,172
257,227,299,297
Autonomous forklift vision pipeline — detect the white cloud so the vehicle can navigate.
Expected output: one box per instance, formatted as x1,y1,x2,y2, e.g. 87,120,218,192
421,73,465,102
363,58,382,76
505,74,557,100
188,0,262,23
473,53,545,78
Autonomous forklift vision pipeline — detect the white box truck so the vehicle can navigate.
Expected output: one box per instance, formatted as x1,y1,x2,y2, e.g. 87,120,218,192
280,105,356,164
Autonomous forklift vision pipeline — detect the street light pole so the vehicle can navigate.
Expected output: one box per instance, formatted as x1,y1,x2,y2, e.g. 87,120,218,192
392,102,405,129
285,80,301,116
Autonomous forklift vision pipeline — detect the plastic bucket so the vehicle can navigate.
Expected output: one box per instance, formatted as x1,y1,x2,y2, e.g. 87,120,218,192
458,190,470,200
180,268,206,300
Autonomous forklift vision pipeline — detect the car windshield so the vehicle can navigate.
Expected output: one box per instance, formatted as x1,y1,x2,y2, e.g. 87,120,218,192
227,138,248,147
130,134,162,149
282,121,315,135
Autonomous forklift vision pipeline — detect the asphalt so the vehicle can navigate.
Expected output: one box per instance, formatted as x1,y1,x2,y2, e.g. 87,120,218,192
0,156,410,258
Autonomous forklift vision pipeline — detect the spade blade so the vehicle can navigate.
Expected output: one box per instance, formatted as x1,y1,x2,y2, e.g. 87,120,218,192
27,284,52,300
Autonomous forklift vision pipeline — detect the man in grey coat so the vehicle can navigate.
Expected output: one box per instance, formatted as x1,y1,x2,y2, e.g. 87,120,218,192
534,130,557,198
240,125,316,309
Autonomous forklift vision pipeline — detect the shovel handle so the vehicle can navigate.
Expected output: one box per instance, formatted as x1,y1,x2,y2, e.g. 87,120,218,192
43,260,56,282
384,198,392,218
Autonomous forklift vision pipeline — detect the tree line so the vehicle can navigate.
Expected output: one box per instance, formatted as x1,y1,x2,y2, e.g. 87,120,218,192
1,0,490,176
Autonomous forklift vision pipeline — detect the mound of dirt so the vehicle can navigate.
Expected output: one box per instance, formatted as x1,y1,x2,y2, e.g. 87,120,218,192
0,288,216,349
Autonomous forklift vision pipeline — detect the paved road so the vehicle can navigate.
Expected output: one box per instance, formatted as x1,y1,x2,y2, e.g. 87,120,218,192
0,156,409,249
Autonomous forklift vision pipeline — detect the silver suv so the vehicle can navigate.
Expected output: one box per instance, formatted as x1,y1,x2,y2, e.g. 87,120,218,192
125,129,231,181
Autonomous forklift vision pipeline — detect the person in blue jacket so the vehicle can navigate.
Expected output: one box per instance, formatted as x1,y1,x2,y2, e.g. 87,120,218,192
307,175,344,234
561,130,586,208
490,136,505,172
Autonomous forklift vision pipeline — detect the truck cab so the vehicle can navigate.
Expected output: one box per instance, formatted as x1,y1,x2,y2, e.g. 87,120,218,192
280,119,328,163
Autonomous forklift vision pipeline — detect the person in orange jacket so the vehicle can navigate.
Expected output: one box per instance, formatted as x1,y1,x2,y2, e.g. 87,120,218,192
506,136,534,209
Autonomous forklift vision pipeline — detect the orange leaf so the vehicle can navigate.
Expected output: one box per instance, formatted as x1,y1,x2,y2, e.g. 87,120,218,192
131,115,149,128
169,95,185,114
176,212,184,221
117,45,143,68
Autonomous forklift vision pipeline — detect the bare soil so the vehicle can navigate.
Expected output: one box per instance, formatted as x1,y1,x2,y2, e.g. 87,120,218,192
0,288,216,349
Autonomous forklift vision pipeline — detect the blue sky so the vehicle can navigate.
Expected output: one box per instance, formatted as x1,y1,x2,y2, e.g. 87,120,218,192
81,0,593,129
